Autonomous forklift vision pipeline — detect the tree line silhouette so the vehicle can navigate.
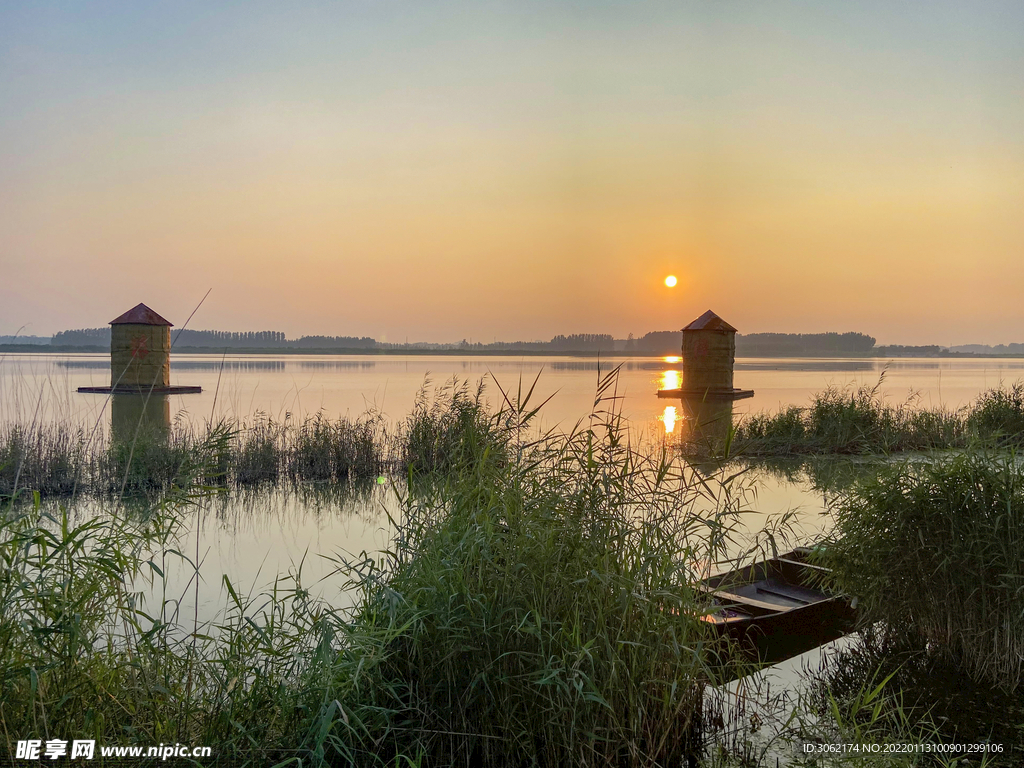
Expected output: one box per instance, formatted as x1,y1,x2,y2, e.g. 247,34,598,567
43,327,963,357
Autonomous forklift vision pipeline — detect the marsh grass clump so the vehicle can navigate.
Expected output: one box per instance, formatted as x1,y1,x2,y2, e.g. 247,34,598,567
231,413,283,484
786,663,957,768
966,382,1024,446
734,381,968,456
823,449,1024,692
335,370,747,766
399,377,510,476
98,421,234,495
0,504,175,740
0,482,354,763
735,406,807,454
732,383,903,456
804,383,905,452
0,423,93,497
1,409,394,499
731,380,990,457
286,412,388,483
0,426,380,764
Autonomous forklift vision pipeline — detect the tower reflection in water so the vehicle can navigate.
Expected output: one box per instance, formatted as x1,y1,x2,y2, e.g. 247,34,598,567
660,396,734,456
110,394,171,444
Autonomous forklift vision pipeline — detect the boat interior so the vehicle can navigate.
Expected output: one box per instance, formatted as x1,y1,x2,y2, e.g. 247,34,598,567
697,551,836,618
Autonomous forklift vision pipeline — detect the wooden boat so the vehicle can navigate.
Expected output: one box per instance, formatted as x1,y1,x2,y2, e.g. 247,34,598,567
697,547,858,667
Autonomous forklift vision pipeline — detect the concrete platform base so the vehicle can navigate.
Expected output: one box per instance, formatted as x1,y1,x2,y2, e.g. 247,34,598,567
657,388,754,400
78,386,202,395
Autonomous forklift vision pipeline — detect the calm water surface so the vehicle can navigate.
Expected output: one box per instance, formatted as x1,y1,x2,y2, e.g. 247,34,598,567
5,353,1024,429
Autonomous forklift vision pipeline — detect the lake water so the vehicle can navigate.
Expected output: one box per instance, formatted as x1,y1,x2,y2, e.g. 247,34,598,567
6,353,1024,430
5,353,1024,627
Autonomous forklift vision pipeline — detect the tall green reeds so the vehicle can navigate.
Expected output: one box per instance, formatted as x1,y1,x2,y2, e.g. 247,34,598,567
965,382,1024,446
1,371,756,765
401,377,507,475
796,627,1024,763
0,489,355,761
823,449,1024,692
0,423,90,496
285,412,388,483
1,411,392,500
731,381,1024,457
6,381,1024,497
332,369,747,766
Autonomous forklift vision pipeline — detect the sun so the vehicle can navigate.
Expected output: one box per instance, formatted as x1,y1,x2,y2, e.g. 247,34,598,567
664,275,677,288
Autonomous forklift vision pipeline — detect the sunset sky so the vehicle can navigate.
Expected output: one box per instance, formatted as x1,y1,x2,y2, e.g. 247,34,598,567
2,1,1021,345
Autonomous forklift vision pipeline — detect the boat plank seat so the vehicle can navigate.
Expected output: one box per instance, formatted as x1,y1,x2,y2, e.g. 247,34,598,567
775,556,830,574
755,585,812,605
707,589,789,613
755,580,824,604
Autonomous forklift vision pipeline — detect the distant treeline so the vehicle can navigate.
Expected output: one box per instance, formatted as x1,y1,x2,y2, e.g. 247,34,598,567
50,328,374,349
951,343,1024,355
291,335,377,349
549,334,615,351
46,329,623,352
736,332,876,357
51,328,110,346
0,335,49,345
27,326,1024,357
179,330,288,346
873,345,946,357
619,331,878,356
630,332,681,354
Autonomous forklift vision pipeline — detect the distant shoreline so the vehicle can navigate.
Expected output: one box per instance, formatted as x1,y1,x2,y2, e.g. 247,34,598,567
3,344,1023,359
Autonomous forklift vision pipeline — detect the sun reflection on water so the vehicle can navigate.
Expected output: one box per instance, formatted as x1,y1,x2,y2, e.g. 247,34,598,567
660,405,677,434
663,355,681,363
660,369,681,391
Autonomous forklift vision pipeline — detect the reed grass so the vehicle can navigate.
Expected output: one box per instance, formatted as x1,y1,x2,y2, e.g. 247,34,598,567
6,381,1024,498
731,381,1024,457
965,382,1024,446
704,625,1017,767
0,423,89,496
285,412,388,483
822,449,1024,693
796,627,1023,765
331,369,753,766
2,411,393,500
785,664,973,768
400,377,509,475
1,370,757,766
1,380,511,502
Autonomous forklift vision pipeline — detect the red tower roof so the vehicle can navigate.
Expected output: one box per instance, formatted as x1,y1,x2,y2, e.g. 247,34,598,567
682,310,737,333
109,303,173,326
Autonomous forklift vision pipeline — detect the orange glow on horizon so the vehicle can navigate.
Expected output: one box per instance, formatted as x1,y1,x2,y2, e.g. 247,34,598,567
2,4,1021,345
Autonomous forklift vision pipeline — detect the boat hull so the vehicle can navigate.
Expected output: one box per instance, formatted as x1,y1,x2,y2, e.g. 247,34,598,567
699,549,858,668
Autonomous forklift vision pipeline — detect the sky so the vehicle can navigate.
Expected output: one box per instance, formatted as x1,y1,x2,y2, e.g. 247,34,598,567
1,1,1022,345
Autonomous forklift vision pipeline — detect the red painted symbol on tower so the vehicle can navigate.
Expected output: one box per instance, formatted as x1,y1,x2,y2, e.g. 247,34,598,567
695,338,709,358
130,334,150,359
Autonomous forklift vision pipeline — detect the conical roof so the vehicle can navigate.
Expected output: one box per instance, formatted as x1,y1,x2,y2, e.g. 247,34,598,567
109,303,173,326
682,310,736,333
